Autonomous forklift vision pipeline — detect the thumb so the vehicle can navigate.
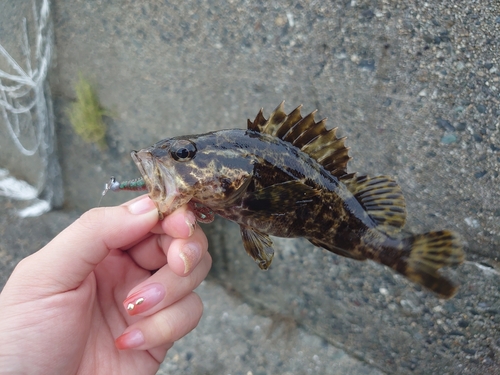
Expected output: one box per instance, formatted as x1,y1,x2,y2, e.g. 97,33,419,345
23,196,159,293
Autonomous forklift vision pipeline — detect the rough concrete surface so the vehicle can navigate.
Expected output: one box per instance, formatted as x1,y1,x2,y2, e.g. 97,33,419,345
158,279,382,375
1,0,500,374
209,218,500,374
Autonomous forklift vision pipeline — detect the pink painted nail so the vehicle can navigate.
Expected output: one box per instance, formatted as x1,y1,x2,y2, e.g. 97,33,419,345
123,283,165,316
115,329,145,350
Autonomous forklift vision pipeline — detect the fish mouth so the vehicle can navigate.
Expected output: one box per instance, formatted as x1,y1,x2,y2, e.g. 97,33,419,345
131,150,178,214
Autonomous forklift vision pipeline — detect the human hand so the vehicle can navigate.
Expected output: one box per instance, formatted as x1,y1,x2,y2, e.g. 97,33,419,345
0,195,211,374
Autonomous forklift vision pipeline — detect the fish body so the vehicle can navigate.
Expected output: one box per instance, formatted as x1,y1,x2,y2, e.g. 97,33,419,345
125,102,464,298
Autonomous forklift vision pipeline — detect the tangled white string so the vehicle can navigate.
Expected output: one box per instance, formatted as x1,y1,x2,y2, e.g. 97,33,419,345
0,0,52,156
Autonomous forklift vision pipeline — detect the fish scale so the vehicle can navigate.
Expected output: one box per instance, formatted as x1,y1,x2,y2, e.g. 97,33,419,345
104,102,465,298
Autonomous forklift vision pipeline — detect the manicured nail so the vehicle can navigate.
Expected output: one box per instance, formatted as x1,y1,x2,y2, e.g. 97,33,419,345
115,329,145,350
128,196,157,215
179,243,202,274
185,211,197,237
123,283,165,316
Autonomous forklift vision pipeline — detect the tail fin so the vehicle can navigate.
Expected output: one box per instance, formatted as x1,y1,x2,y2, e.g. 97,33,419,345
403,230,464,298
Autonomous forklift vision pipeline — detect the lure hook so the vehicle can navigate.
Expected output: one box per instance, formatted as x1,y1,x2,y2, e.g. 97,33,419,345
102,176,121,196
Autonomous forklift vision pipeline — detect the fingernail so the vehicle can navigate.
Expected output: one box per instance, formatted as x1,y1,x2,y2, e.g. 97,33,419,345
115,329,145,350
128,196,157,215
185,211,197,237
123,283,165,316
179,243,202,274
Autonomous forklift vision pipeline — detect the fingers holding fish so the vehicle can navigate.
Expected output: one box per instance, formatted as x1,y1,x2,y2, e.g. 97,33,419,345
127,225,208,276
121,195,198,239
159,205,198,238
147,205,196,236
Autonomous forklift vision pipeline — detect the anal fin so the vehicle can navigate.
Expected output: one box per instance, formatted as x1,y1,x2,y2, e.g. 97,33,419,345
308,239,367,260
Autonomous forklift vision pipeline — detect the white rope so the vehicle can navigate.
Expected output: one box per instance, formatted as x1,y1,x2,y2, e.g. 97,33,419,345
0,0,56,217
0,0,51,156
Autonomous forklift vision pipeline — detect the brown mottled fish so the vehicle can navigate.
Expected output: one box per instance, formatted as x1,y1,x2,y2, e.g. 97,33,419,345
104,102,464,298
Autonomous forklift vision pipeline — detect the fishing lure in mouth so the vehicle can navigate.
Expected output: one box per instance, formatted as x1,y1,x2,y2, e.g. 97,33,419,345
103,102,464,298
102,176,147,195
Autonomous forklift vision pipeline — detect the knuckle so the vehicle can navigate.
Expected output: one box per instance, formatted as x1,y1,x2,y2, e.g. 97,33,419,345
155,310,177,341
77,207,108,232
12,256,31,276
190,292,204,321
156,293,203,343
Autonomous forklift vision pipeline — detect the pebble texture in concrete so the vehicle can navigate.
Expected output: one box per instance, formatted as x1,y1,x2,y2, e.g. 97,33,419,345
158,280,382,375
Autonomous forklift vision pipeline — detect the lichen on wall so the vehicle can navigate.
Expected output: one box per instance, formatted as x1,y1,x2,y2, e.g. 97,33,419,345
66,74,109,150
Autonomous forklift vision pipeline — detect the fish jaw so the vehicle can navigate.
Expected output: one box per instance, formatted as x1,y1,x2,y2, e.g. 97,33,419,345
131,149,192,217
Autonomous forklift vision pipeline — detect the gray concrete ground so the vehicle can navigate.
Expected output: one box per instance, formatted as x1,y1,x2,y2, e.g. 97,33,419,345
1,0,500,374
158,280,382,375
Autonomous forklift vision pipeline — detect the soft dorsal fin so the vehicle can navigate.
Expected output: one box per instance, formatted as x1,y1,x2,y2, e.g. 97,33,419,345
248,102,351,178
341,174,407,234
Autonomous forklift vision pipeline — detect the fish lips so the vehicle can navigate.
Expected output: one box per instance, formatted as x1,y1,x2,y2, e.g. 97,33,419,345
131,149,178,213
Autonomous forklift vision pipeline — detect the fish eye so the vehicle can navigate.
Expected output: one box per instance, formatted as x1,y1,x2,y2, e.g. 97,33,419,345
171,140,197,162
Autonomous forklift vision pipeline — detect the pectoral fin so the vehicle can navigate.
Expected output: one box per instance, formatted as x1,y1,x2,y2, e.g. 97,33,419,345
240,226,275,270
225,175,253,206
188,201,215,223
245,180,320,214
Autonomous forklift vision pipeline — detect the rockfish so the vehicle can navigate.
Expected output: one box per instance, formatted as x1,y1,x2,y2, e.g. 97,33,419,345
104,102,464,298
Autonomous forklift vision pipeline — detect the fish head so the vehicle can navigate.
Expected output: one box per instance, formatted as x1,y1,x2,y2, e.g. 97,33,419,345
131,132,253,217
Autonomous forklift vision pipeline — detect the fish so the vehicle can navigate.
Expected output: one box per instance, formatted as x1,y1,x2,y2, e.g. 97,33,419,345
104,102,465,298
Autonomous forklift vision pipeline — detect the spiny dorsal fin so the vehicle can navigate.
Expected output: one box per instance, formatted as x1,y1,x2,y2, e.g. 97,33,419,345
247,102,351,178
342,175,407,234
